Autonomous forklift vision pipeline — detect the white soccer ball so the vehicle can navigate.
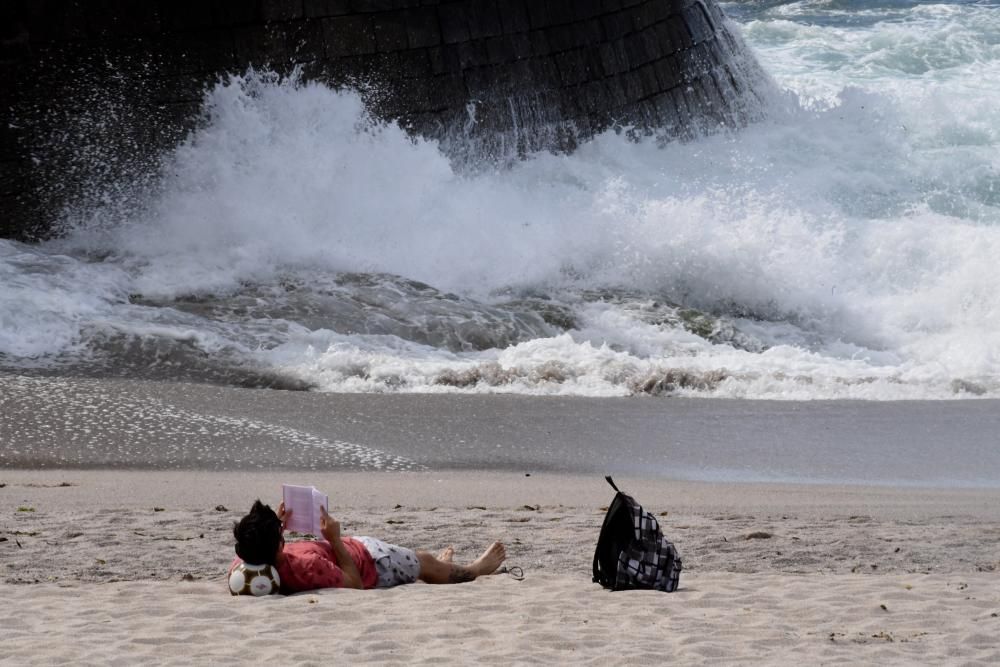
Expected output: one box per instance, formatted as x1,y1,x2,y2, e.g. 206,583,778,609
229,562,281,596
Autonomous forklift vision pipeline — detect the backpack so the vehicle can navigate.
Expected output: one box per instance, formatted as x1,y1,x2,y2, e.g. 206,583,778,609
592,476,682,592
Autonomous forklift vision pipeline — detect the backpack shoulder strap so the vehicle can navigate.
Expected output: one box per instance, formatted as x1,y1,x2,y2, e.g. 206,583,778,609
594,476,623,585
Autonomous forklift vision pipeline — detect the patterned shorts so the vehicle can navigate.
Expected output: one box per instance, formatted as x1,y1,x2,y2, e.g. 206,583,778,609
357,536,421,588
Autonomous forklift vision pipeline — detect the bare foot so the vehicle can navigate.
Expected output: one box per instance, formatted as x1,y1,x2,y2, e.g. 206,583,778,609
469,542,506,577
437,546,455,562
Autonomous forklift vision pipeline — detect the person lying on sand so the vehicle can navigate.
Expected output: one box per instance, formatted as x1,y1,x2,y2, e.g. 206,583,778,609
231,500,506,593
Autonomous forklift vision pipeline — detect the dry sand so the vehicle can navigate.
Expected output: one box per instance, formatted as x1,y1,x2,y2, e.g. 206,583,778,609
3,470,999,664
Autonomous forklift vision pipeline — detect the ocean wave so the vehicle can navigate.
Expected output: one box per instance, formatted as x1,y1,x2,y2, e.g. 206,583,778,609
3,1,999,400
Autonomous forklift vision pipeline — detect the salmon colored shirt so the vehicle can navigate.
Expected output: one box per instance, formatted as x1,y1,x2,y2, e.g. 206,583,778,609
230,538,378,593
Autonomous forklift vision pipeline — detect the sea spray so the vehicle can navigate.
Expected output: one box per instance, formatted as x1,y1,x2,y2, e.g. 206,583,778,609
3,0,999,399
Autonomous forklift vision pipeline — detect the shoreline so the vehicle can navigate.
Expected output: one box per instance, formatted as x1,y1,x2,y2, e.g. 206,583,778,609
4,373,1000,487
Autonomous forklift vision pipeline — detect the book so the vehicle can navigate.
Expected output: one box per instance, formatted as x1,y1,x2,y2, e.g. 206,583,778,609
281,484,329,536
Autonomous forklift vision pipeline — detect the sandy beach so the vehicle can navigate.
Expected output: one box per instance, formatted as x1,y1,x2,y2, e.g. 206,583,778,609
3,377,1000,664
5,0,1000,661
3,469,999,665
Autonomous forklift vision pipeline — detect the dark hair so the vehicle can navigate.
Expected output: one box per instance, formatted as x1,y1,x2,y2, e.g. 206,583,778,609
233,500,282,565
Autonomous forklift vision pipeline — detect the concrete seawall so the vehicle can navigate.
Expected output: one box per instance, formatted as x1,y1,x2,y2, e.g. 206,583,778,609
0,0,770,240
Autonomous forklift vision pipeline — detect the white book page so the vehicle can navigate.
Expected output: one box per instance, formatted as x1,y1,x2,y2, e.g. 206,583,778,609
282,485,328,535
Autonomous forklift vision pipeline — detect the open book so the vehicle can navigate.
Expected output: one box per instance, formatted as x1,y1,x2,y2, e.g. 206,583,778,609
281,484,329,536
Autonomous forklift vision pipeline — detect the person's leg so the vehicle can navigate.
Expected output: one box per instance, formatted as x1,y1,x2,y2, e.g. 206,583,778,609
417,542,506,584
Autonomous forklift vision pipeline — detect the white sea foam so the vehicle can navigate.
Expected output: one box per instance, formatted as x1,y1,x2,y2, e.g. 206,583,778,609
3,1,999,399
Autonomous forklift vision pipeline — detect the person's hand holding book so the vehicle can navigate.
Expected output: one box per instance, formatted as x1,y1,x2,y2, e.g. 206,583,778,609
277,501,293,532
319,506,340,543
318,505,362,588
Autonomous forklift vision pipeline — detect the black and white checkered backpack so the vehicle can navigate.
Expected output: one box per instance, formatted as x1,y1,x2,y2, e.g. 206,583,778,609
592,476,682,592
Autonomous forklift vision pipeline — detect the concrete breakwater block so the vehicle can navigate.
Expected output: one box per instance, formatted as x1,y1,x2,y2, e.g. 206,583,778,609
0,0,771,240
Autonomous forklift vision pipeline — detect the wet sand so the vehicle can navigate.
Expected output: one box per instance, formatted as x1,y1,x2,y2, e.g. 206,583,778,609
3,373,1000,486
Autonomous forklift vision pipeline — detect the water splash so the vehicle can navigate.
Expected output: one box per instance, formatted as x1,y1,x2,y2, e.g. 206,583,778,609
4,1,1000,399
